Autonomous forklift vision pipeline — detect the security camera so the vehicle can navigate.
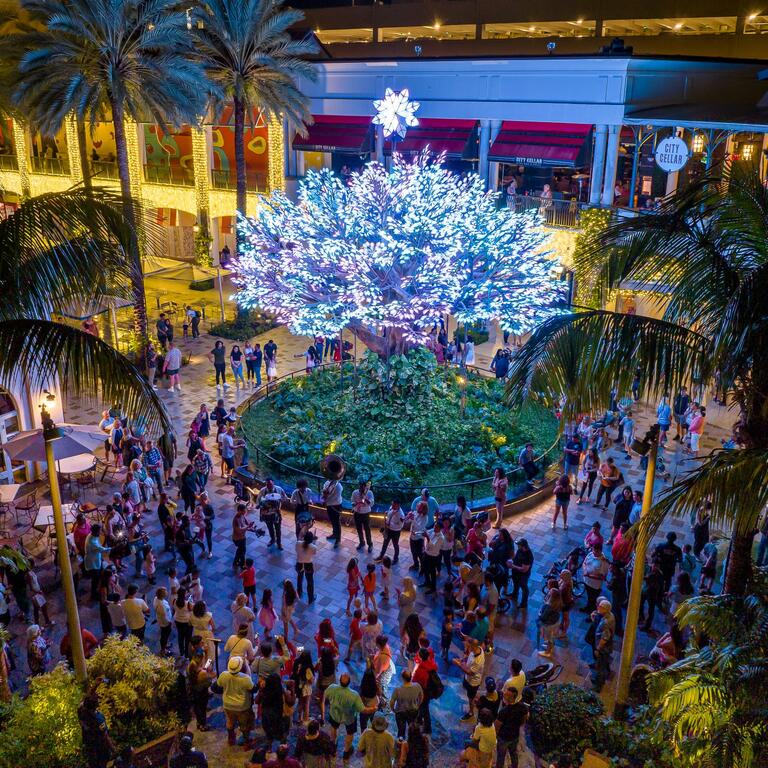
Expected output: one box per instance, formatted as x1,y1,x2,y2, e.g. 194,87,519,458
546,41,556,54
414,45,422,56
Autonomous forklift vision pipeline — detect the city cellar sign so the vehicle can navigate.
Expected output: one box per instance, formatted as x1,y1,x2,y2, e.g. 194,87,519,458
655,136,690,172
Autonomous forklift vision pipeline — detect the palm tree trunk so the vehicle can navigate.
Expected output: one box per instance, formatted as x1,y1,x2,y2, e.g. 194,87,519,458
724,533,755,595
76,118,92,192
234,96,246,251
111,100,148,341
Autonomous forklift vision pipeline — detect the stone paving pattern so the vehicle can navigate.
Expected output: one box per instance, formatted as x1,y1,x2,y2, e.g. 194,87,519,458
2,324,731,768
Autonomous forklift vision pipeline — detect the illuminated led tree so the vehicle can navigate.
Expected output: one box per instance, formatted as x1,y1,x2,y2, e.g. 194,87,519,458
235,152,566,357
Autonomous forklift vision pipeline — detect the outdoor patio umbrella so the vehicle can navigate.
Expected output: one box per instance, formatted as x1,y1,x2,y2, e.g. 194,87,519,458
3,423,105,463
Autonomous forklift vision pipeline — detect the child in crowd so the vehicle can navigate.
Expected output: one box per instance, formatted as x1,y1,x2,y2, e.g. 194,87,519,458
258,588,277,638
240,558,257,609
143,544,157,585
441,610,455,660
362,563,377,611
379,556,392,601
681,544,698,580
345,558,362,615
107,593,126,637
168,567,180,604
182,568,204,603
345,609,363,662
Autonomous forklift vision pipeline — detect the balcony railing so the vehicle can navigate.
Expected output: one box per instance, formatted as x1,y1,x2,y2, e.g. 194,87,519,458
510,194,582,229
211,168,267,192
142,163,195,187
0,153,18,171
30,156,70,175
90,161,120,181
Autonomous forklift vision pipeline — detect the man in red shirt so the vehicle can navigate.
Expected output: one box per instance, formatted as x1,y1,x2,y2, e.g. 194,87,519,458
60,628,99,667
412,646,439,734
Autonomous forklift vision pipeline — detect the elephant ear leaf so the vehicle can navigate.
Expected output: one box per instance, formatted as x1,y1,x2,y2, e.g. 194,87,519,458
0,545,30,573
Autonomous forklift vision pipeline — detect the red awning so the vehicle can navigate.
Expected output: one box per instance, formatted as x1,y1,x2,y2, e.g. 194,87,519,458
489,122,592,168
293,116,373,154
385,118,479,159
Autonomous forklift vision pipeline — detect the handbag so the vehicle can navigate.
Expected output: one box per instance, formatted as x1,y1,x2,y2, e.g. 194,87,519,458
425,669,445,699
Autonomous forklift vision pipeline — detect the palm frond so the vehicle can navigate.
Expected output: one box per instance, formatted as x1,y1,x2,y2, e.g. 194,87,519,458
0,319,171,435
505,309,708,422
0,188,138,319
637,449,768,543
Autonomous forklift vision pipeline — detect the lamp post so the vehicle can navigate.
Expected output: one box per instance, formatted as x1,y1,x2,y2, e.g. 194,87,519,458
614,423,660,714
41,404,87,683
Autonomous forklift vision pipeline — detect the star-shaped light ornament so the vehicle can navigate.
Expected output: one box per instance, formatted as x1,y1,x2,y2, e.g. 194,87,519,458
372,88,420,139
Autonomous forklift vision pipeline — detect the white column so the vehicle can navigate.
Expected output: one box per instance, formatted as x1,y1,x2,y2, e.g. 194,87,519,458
488,119,502,192
375,123,384,164
601,124,621,207
589,124,608,206
478,119,491,188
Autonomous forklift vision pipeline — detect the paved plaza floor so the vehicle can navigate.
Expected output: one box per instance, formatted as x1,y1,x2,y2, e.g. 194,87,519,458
2,324,731,767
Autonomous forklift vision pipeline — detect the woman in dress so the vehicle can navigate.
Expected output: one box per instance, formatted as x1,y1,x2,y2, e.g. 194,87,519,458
292,649,315,724
577,448,600,504
26,624,49,676
373,634,394,696
190,599,216,661
258,588,278,639
552,474,572,531
196,404,210,448
231,592,256,643
491,467,508,529
401,613,425,670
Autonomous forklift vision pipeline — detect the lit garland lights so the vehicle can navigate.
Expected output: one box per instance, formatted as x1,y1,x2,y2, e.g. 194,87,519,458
234,151,567,343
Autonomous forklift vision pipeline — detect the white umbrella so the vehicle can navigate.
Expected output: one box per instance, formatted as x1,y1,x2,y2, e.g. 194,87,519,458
3,424,105,463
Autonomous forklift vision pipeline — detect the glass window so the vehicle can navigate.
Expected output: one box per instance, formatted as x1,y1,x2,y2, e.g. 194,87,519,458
603,17,737,36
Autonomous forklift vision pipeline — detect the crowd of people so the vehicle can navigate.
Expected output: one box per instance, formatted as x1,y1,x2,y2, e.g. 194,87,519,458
0,322,728,768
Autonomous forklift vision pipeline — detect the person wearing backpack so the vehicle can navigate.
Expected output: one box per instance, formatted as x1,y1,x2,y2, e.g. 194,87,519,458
412,647,441,735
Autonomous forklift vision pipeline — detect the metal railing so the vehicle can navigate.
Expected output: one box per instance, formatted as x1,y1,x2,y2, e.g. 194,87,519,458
236,359,562,510
511,194,582,229
143,163,195,187
210,168,267,192
91,161,120,181
0,154,18,171
29,156,70,175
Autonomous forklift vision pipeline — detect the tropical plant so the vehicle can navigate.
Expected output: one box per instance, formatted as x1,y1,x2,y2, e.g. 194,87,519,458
192,0,317,233
528,683,604,761
0,664,84,768
506,164,768,595
13,0,211,340
0,189,170,434
239,348,558,494
647,577,768,768
88,635,179,747
235,154,566,358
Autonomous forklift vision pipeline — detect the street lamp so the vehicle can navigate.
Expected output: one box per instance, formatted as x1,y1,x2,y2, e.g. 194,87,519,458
40,404,87,683
614,422,660,715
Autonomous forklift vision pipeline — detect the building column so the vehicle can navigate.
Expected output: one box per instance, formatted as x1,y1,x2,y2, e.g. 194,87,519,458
600,124,621,207
488,119,502,192
12,121,31,198
123,119,146,251
375,123,385,164
478,119,491,188
589,124,608,206
267,116,285,196
665,126,684,197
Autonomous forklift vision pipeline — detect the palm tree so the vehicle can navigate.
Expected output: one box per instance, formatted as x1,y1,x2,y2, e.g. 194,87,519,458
0,188,170,435
13,0,211,340
192,0,317,240
648,580,768,767
506,164,768,596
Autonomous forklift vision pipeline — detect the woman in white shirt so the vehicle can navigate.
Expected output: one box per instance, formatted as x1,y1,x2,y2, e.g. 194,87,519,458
295,532,318,604
376,500,404,564
173,588,193,657
231,593,256,643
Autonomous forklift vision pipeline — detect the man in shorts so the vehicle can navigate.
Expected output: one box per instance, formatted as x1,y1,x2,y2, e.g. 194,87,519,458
324,673,376,760
454,637,485,721
217,656,255,745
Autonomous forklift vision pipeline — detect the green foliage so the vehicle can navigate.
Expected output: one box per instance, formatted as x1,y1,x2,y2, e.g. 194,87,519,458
589,707,684,768
528,683,604,760
0,665,84,768
189,278,215,291
0,546,30,574
241,347,559,493
194,228,213,268
88,635,179,748
646,575,768,768
209,309,278,341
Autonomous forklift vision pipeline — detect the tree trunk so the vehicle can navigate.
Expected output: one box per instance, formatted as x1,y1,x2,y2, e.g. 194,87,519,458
348,322,415,359
724,532,755,596
76,118,92,192
111,101,148,342
234,96,246,253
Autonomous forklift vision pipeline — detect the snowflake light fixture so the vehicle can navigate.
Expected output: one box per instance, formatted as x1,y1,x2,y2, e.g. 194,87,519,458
372,87,420,140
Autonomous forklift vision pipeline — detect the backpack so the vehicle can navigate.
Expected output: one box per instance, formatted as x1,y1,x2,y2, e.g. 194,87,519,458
425,669,445,699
